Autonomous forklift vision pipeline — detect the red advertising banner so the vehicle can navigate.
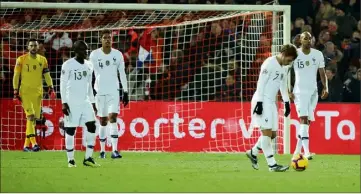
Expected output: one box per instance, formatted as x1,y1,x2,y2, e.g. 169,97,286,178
0,99,359,154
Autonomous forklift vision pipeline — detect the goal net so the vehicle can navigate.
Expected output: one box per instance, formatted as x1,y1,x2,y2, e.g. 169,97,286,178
0,2,291,154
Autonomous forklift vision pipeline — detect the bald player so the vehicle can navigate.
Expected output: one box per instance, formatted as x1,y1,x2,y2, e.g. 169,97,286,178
291,32,328,160
60,40,99,167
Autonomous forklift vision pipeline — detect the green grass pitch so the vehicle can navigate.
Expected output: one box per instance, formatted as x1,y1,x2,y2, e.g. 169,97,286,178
1,151,360,192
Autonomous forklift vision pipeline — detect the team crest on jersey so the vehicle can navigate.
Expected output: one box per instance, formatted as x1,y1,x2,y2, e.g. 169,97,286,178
61,70,65,74
306,61,310,66
83,71,87,77
33,65,37,70
106,60,110,66
39,63,42,67
312,58,316,65
113,57,116,63
262,69,268,74
280,73,284,80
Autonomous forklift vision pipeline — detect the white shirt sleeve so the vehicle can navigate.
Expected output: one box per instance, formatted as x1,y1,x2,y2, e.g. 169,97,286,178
89,51,96,71
60,63,69,104
117,51,128,93
318,51,325,69
87,66,95,103
254,59,272,102
279,69,290,102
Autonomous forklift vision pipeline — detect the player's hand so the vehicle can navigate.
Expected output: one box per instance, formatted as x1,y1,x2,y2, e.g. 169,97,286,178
48,87,56,99
321,88,329,99
13,89,21,105
253,102,263,115
284,102,291,117
62,103,70,116
92,103,98,115
122,92,129,107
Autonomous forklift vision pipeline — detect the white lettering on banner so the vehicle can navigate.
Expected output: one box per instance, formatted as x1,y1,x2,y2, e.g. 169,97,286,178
117,118,126,136
316,111,355,140
290,119,300,138
238,119,255,139
210,119,225,138
130,118,149,138
154,118,168,138
189,118,206,138
170,113,185,138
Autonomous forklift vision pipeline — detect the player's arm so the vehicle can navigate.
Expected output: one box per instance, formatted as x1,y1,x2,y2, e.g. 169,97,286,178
12,57,22,102
60,64,70,115
280,68,291,117
87,68,97,114
118,52,129,107
42,58,56,98
253,60,272,115
318,52,328,99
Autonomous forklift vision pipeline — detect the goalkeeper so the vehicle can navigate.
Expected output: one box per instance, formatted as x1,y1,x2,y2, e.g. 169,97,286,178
12,38,56,152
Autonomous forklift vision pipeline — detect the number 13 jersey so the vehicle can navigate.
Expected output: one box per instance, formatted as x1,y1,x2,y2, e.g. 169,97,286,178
293,48,325,95
89,48,125,95
60,58,94,105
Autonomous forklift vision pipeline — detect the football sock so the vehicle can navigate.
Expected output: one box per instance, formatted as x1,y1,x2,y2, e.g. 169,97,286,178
251,136,262,156
85,131,96,159
65,134,75,162
261,135,276,167
300,124,310,155
293,134,303,156
26,120,37,146
109,122,118,152
99,125,107,152
24,137,30,148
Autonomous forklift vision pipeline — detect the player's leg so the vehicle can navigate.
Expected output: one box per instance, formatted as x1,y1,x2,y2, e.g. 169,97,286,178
292,93,310,158
64,127,77,167
260,103,289,172
108,93,122,159
20,94,38,152
96,95,108,158
303,92,318,160
31,95,42,151
82,103,100,167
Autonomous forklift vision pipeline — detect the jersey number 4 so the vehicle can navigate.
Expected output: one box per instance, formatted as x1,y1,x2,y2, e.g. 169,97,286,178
74,72,83,80
99,62,104,69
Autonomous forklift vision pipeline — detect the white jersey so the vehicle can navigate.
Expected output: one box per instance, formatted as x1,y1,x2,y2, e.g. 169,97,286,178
253,56,289,103
293,48,325,94
60,58,95,105
89,48,128,95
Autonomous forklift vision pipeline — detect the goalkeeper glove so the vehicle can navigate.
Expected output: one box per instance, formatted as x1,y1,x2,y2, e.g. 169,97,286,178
122,92,129,107
253,102,263,115
48,87,56,99
13,89,21,105
284,102,291,117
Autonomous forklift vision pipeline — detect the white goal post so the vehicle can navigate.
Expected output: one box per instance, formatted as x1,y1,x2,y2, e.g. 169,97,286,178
0,2,291,154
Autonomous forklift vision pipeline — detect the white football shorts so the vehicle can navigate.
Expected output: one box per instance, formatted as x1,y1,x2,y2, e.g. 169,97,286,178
64,102,96,128
251,100,278,131
95,93,120,117
294,90,318,121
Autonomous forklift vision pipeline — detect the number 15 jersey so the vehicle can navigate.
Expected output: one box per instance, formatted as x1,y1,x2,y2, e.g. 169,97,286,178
89,48,126,95
293,48,325,95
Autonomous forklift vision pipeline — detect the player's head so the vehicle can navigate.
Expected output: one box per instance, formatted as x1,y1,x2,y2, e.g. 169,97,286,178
73,40,88,59
279,44,298,65
27,38,38,55
300,32,312,49
100,29,112,48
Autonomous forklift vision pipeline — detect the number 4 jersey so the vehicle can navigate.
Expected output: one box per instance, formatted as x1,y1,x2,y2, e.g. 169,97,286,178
60,58,95,105
293,48,325,95
89,48,128,96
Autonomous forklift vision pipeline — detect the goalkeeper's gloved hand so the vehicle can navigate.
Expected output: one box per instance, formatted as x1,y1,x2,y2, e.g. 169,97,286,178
13,89,21,105
284,101,291,117
48,86,56,99
122,92,129,107
253,102,263,115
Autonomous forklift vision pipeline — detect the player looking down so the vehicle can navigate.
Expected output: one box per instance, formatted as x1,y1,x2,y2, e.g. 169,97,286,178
291,32,328,160
13,38,55,152
89,30,129,159
60,40,99,168
246,44,298,172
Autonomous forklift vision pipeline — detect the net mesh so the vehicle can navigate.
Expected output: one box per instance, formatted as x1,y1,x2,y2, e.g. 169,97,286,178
0,5,287,153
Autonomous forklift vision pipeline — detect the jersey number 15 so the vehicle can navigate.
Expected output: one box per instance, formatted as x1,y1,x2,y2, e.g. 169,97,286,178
297,61,304,68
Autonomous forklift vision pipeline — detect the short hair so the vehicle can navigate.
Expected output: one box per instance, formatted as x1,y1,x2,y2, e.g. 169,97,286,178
100,29,112,38
27,38,37,45
280,44,298,60
326,66,337,74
